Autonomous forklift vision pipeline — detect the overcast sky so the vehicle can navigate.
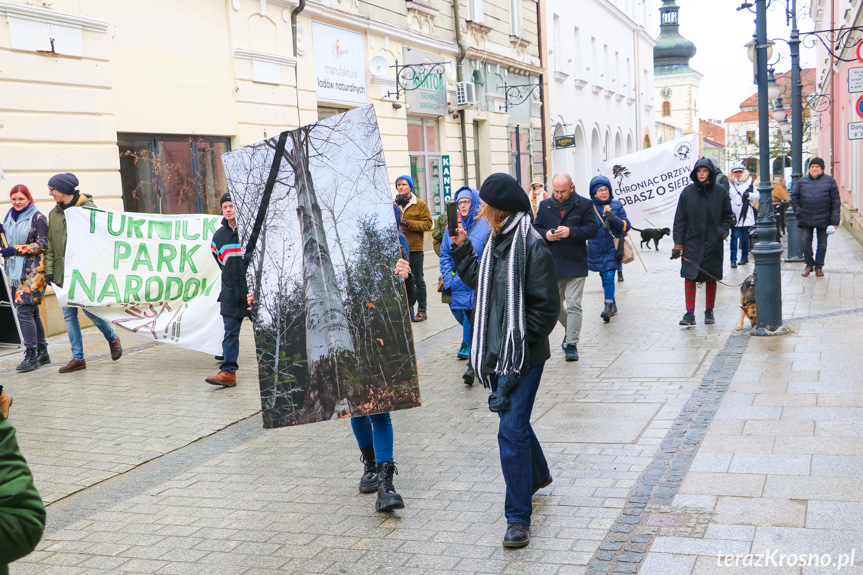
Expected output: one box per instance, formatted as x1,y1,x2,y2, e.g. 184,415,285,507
650,0,817,123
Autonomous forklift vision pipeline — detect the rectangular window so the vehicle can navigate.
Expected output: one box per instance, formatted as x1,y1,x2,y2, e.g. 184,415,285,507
509,125,530,190
118,134,230,215
407,116,444,216
510,0,522,36
468,0,484,21
318,106,348,121
591,37,598,84
573,27,582,77
747,130,756,144
553,14,562,72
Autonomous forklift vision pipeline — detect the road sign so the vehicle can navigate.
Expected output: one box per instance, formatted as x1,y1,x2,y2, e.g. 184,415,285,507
858,41,863,64
851,67,863,93
857,94,863,120
850,122,863,140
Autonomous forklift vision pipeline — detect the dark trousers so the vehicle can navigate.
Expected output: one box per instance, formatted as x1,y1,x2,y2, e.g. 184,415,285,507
16,303,47,351
490,362,549,526
409,251,427,312
800,226,828,269
220,316,243,373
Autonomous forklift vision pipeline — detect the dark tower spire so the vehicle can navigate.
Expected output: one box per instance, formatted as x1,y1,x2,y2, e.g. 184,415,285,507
654,0,698,75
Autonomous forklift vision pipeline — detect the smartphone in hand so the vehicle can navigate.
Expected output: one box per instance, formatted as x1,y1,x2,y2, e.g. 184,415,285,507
446,201,459,237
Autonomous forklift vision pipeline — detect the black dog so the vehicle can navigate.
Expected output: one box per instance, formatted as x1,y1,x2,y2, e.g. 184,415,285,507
630,226,671,250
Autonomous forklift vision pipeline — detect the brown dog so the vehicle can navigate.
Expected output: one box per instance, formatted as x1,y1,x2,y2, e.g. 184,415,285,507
737,274,757,330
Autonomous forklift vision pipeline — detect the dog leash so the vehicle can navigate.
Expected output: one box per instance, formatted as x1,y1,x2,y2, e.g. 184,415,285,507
680,256,747,288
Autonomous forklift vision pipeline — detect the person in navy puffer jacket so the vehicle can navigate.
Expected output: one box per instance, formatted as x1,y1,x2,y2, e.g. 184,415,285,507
440,186,491,385
587,175,631,323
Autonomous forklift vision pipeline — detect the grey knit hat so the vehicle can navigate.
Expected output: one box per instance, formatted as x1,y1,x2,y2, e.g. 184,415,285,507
48,173,79,195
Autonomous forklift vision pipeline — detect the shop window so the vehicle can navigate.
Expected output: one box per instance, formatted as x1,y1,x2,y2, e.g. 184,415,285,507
118,134,230,215
407,117,445,216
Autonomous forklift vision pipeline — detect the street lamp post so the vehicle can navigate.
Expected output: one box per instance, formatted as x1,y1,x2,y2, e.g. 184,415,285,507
749,0,788,335
784,0,806,261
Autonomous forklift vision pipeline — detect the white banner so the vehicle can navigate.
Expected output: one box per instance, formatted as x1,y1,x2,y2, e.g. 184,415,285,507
55,208,224,355
598,134,699,223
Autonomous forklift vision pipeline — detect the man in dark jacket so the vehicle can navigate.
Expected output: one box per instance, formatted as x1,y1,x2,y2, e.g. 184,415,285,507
791,157,840,277
671,158,735,326
44,173,122,373
206,193,249,388
533,173,600,361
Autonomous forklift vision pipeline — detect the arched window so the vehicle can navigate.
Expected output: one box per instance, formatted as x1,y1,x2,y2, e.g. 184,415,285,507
662,101,672,117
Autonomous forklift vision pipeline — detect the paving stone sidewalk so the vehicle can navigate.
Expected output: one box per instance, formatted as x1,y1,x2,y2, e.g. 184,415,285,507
4,230,863,574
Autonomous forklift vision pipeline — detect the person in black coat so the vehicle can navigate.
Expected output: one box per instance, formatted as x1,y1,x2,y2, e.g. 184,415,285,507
450,173,559,550
205,193,250,388
671,158,735,326
790,157,841,277
533,173,600,361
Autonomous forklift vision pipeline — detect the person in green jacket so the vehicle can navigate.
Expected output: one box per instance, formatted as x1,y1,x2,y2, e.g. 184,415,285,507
44,173,123,373
0,387,46,575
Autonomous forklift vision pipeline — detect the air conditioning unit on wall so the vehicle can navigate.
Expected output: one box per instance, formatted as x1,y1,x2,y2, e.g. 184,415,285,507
456,82,477,107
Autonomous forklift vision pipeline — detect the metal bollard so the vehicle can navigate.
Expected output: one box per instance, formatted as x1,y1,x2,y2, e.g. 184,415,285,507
784,206,805,262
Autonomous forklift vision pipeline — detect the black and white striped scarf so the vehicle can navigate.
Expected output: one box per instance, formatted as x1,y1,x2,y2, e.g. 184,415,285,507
470,211,531,389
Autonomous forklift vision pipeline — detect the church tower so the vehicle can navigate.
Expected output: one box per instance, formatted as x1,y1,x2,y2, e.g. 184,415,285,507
654,0,702,139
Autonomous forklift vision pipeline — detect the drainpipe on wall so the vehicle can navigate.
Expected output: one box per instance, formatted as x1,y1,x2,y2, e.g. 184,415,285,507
291,0,307,127
452,0,470,187
536,0,549,184
633,27,642,152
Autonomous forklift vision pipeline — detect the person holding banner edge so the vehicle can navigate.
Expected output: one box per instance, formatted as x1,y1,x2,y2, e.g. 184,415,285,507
44,173,122,373
671,159,735,326
1,185,50,372
206,193,249,388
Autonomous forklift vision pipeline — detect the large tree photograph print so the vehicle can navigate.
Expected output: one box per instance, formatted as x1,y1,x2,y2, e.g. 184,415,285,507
222,105,420,428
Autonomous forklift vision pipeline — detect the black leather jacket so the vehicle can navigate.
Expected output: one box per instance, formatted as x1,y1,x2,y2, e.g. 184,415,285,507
450,225,559,376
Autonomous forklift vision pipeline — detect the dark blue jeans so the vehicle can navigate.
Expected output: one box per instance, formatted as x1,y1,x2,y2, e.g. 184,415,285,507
600,270,616,303
490,362,549,526
220,316,243,373
350,413,394,463
730,227,751,263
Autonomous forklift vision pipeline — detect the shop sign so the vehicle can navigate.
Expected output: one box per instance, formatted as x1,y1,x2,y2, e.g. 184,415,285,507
441,155,452,203
554,135,576,149
312,22,367,106
405,49,447,116
849,122,863,141
849,67,863,94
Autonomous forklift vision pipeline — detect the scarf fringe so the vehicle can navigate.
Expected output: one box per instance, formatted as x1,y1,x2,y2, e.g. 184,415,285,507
471,212,530,388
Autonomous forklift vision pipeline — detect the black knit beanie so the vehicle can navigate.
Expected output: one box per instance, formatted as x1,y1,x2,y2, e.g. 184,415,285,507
48,173,79,195
479,173,531,214
809,157,825,170
220,193,232,206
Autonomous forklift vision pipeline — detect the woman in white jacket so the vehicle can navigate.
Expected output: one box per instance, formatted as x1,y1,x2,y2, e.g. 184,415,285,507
727,164,757,268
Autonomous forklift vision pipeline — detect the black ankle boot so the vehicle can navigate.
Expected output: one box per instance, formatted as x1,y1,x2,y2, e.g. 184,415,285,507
600,303,612,323
463,364,475,386
37,344,51,366
358,445,378,493
375,461,404,511
609,301,618,317
617,270,624,282
16,349,41,373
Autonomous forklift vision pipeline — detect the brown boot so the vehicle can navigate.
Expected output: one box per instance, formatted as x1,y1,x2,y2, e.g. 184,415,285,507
801,266,812,277
59,359,87,373
206,371,236,388
109,336,122,361
0,389,11,420
815,268,824,277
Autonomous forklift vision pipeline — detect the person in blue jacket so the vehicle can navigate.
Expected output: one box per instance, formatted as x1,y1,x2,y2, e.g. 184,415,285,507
440,186,491,385
587,175,631,323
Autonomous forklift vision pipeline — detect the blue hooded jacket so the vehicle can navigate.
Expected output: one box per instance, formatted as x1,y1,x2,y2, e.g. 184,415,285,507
440,186,491,311
587,175,631,273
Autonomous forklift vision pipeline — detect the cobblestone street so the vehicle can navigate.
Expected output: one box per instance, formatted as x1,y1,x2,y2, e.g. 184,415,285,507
4,230,863,575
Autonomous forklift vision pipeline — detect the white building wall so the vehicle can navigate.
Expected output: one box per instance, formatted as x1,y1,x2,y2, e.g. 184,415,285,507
545,0,655,193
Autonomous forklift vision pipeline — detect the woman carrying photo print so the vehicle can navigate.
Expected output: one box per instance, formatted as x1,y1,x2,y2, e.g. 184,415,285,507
349,255,412,513
449,173,559,549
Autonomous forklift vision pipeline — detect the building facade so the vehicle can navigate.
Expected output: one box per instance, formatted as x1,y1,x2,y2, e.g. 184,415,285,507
0,0,545,332
545,0,656,191
724,68,817,176
652,0,701,139
0,0,544,220
810,0,863,242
